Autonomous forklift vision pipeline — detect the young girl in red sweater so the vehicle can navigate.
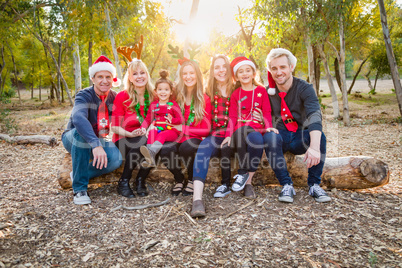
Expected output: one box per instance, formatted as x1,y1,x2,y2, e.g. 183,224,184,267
222,56,278,198
160,60,212,196
140,70,182,167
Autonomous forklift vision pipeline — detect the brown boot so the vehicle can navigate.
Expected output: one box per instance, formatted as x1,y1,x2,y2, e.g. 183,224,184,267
244,184,256,199
190,200,206,218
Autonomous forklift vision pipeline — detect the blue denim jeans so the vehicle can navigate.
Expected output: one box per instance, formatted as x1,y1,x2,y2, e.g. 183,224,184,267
62,129,122,192
247,129,326,186
193,135,232,185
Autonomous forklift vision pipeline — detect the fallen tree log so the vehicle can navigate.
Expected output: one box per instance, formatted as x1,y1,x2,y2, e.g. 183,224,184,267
0,134,58,147
58,152,389,190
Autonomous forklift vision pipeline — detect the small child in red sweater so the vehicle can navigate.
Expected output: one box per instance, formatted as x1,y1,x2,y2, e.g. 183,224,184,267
222,56,278,196
140,70,183,166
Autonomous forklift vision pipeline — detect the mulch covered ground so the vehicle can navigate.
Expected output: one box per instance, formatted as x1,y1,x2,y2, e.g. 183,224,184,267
0,91,401,267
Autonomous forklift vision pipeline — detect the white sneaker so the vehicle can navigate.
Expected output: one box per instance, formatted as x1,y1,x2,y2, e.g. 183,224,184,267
73,191,91,205
214,185,231,198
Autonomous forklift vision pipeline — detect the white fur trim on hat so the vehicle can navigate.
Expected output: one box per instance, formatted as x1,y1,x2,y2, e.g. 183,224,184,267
233,60,256,75
88,62,116,78
267,87,276,95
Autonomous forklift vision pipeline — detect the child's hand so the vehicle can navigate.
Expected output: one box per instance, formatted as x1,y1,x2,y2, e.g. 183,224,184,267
221,137,231,148
165,114,173,124
253,107,263,123
266,127,279,134
129,128,143,137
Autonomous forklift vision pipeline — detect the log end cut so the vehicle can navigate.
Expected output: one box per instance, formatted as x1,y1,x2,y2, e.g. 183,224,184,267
359,158,389,186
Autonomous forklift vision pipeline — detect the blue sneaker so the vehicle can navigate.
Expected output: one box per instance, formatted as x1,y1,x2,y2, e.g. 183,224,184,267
231,174,249,192
309,184,332,203
278,184,296,203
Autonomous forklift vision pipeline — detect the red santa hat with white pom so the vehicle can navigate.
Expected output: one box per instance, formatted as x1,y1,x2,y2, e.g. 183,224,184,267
89,55,121,87
267,71,276,96
230,56,256,78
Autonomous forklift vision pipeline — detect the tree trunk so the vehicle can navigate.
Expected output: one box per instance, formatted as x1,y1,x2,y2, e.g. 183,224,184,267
150,34,167,77
347,58,368,94
31,63,34,99
0,45,5,95
16,13,74,106
88,40,93,86
334,57,342,90
58,153,389,190
39,69,42,101
339,13,350,126
364,70,374,91
306,35,317,94
378,0,402,116
374,71,379,90
314,45,321,94
7,44,22,105
56,42,64,102
73,41,81,95
104,3,122,90
317,44,339,118
1,70,8,95
175,0,200,80
40,40,72,105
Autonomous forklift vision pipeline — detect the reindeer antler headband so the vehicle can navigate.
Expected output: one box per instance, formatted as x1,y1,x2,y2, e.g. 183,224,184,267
167,43,200,65
117,35,144,62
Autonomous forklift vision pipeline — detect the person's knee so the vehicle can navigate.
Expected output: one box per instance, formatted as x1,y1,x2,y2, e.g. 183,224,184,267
107,149,123,171
247,132,263,146
109,158,122,171
179,142,198,157
263,132,282,147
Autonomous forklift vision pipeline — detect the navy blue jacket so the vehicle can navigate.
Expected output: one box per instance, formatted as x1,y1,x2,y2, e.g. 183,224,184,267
63,86,117,148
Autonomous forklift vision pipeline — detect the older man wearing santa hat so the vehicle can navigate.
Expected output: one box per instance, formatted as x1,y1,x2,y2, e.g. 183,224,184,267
62,55,122,205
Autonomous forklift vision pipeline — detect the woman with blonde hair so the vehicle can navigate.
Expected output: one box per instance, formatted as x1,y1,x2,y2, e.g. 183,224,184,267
111,59,154,198
159,59,212,196
190,54,235,217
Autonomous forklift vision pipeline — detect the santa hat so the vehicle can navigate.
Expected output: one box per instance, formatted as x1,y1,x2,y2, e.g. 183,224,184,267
267,71,276,95
230,56,256,77
89,55,121,87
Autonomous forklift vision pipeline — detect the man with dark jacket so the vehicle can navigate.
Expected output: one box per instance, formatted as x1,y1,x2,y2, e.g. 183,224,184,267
263,48,331,203
62,55,122,205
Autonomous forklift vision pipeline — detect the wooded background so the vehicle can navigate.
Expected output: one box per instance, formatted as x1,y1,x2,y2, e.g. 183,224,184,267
0,0,401,123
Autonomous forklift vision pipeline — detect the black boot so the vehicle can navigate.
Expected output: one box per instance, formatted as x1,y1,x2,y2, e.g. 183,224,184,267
136,177,149,197
117,177,135,198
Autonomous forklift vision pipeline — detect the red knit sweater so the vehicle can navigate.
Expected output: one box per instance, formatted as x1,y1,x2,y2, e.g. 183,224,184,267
111,90,146,143
179,94,212,143
226,85,272,137
141,100,183,129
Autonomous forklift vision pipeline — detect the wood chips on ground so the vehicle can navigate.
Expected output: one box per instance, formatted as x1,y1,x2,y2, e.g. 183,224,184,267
0,92,401,267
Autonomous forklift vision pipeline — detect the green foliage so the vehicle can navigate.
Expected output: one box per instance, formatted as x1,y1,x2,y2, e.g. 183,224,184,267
368,41,401,79
368,251,378,267
318,96,327,110
194,232,212,243
0,109,18,134
0,87,16,102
